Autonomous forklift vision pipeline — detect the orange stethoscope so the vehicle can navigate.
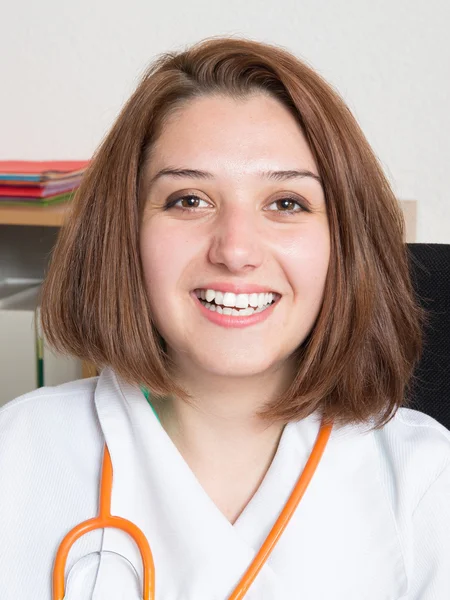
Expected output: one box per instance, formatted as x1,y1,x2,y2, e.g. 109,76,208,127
52,414,333,600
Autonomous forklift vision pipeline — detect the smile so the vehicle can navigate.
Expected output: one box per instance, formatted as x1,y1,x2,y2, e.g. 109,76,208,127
195,289,277,315
191,289,281,328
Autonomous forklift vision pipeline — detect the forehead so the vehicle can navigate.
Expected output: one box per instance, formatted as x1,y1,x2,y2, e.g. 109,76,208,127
146,93,318,177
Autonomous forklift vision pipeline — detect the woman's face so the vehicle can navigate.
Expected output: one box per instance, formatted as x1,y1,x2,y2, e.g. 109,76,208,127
140,93,330,382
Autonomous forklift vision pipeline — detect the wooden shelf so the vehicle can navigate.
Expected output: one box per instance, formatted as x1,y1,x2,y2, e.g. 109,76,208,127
0,202,70,227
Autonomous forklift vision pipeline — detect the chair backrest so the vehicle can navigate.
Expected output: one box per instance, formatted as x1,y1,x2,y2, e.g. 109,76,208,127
406,244,450,430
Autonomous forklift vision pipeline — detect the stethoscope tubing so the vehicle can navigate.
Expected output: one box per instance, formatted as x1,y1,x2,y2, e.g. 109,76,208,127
52,416,333,599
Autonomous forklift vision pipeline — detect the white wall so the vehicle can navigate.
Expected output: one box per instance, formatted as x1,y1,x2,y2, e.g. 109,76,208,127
1,0,449,242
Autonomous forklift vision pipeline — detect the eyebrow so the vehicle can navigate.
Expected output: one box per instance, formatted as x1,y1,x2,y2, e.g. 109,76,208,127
147,167,323,189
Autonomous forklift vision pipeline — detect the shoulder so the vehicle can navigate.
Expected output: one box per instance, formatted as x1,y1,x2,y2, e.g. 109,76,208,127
0,376,100,441
309,406,450,515
372,407,450,512
382,410,450,589
0,376,104,507
378,406,450,464
0,375,98,411
0,377,104,592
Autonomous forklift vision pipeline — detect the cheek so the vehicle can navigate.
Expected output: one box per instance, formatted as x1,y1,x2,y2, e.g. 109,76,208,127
139,222,197,302
279,225,330,292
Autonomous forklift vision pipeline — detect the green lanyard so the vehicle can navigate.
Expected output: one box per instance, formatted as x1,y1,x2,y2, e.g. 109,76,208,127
140,385,161,423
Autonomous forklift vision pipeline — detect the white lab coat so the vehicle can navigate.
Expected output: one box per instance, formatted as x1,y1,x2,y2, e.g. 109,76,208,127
0,366,449,600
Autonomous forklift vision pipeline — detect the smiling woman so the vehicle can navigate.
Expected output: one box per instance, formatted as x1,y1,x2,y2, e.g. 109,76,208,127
2,37,449,600
40,37,423,431
138,92,331,405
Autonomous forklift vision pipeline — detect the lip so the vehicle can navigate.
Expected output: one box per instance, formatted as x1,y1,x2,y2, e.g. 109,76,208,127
193,282,280,295
190,291,280,329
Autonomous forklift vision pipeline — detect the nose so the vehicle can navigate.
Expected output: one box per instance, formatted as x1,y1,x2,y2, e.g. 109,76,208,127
207,203,265,273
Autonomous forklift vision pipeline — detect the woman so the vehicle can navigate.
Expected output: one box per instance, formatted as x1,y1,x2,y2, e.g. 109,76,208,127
0,37,449,599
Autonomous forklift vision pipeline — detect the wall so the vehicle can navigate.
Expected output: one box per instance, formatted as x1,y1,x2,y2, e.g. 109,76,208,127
0,0,448,242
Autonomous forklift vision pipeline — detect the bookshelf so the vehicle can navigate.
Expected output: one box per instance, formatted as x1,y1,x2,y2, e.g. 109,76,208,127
0,202,70,227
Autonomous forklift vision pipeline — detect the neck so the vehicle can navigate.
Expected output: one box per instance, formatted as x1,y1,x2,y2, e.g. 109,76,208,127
149,361,296,523
152,377,292,486
152,389,286,524
150,364,293,475
154,393,285,462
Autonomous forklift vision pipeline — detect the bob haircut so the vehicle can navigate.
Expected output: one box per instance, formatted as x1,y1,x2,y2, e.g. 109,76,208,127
40,36,426,431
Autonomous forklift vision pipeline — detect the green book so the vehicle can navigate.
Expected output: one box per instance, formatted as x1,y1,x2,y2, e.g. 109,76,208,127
35,305,44,388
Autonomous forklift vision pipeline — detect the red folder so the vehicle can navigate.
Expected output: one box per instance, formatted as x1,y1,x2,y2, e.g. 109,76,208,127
0,160,89,182
0,183,81,198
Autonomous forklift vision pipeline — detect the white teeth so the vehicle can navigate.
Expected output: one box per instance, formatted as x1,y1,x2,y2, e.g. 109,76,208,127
196,288,276,309
236,294,248,309
249,293,259,308
215,291,224,305
222,292,236,307
202,302,271,316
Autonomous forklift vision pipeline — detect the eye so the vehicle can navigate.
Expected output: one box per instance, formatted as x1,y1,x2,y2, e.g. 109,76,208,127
163,194,209,211
163,194,308,214
266,197,307,214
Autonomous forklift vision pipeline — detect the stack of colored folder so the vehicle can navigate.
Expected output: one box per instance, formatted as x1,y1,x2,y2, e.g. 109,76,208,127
0,160,89,206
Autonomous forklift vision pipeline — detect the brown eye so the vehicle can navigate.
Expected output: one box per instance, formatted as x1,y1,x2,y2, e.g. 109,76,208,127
163,194,308,214
164,194,209,211
267,197,306,213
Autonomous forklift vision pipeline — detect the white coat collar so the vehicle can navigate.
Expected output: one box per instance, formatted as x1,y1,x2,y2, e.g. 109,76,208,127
91,367,407,599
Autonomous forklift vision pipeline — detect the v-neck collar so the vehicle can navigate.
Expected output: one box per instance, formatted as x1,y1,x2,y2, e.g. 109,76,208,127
141,381,323,542
92,367,328,598
121,369,324,540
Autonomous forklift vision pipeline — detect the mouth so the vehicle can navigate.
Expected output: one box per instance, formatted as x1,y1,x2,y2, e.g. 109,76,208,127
193,289,281,316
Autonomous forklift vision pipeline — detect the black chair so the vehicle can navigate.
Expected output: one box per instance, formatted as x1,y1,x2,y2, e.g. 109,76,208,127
406,244,450,430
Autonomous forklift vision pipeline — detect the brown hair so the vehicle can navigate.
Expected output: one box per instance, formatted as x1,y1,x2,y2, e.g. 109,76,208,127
40,36,426,431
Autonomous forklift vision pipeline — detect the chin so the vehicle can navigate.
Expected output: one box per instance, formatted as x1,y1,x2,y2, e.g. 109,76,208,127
189,351,284,379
